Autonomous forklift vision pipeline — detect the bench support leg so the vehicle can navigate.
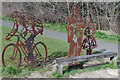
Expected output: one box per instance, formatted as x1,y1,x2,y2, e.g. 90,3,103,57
114,57,117,65
56,64,63,75
110,57,117,65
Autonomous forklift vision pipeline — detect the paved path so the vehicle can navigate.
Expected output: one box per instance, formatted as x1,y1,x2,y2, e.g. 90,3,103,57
69,68,118,78
0,20,119,53
27,68,118,78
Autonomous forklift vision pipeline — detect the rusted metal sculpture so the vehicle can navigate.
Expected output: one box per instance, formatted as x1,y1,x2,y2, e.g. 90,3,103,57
2,11,47,68
82,21,97,55
65,5,85,67
65,5,97,68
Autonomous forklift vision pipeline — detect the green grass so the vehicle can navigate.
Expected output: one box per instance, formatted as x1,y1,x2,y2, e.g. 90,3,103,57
1,18,119,77
1,17,13,21
95,31,120,43
43,23,66,33
2,26,69,59
2,65,21,76
1,26,69,77
1,26,102,78
0,26,85,77
49,61,119,78
2,65,51,77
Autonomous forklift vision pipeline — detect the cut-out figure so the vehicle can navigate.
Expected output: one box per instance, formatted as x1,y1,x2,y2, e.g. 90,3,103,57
10,11,43,67
82,21,97,55
65,5,85,67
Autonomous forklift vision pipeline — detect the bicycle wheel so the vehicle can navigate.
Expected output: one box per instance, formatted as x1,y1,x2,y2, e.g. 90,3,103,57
33,42,47,67
2,43,22,68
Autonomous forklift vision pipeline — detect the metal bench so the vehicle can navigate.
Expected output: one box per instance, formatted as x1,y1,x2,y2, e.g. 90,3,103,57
56,52,117,75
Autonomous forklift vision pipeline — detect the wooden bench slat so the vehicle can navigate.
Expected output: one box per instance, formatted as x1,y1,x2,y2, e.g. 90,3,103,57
56,52,117,65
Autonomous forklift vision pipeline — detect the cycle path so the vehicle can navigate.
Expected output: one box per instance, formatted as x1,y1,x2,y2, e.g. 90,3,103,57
0,20,119,53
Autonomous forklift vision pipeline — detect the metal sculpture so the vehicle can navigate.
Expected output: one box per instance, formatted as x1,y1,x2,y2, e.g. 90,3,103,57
82,21,97,55
65,5,97,67
65,5,85,67
2,11,47,68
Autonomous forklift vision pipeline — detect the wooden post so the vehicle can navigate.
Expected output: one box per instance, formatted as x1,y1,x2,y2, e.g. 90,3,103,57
114,57,117,65
110,57,117,65
56,64,63,75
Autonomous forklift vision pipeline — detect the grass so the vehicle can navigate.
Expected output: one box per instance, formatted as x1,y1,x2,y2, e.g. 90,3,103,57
1,27,68,76
1,26,102,78
2,65,51,77
1,26,86,77
49,61,119,78
2,65,21,76
0,18,119,77
1,17,13,21
43,23,66,33
95,31,120,43
2,26,69,59
1,16,120,43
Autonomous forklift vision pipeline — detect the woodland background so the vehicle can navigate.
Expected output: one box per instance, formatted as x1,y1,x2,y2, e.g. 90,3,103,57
2,2,120,34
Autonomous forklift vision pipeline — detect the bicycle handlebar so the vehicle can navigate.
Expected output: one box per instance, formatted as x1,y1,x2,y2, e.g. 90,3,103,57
5,33,19,41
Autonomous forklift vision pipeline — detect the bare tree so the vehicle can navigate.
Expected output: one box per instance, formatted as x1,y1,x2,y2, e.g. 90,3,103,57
67,0,70,15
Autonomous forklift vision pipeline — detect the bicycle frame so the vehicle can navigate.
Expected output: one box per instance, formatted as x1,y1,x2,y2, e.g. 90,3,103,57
14,35,41,60
9,35,27,59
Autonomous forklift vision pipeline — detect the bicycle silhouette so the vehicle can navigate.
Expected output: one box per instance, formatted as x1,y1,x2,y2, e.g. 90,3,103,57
2,11,47,68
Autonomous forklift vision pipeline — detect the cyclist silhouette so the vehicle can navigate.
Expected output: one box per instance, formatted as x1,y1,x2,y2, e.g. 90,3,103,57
6,11,43,67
